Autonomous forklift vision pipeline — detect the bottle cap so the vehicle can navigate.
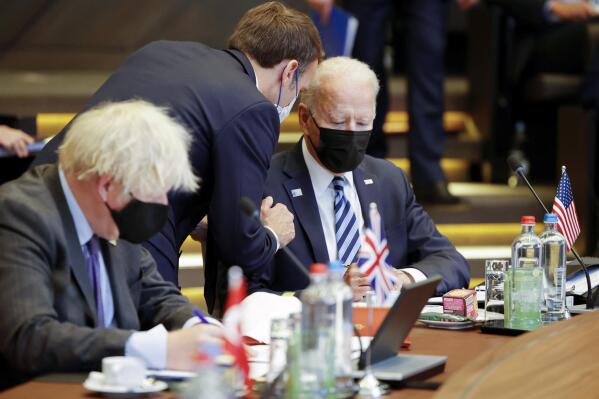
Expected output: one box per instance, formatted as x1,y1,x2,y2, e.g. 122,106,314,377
520,215,536,225
310,263,328,275
544,213,558,223
328,261,345,271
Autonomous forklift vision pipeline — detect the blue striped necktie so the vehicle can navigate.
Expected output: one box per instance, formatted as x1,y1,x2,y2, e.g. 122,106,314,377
332,176,361,264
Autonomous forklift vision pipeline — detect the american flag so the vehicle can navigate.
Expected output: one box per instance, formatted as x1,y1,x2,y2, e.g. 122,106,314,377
551,167,580,252
357,203,397,305
222,266,251,390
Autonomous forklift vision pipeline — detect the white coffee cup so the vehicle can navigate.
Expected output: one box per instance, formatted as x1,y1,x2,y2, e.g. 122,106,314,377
102,356,146,389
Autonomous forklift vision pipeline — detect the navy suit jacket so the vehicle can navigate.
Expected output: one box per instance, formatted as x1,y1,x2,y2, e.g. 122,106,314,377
251,141,470,296
32,41,280,314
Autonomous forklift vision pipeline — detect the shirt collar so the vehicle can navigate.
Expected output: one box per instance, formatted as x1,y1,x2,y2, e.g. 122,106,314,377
58,168,94,246
301,137,354,195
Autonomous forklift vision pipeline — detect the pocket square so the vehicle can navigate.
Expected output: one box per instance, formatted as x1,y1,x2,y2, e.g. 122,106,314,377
291,188,303,197
364,179,374,185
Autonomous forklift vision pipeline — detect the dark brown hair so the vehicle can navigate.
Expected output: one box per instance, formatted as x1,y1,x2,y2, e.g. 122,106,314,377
228,1,323,72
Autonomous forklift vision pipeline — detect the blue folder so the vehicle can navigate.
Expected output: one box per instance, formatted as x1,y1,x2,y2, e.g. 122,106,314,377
310,5,358,58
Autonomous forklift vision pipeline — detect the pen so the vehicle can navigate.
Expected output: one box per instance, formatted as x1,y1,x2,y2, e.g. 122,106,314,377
193,308,210,324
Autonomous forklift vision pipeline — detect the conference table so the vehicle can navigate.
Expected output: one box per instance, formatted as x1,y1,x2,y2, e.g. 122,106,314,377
0,325,512,399
4,311,598,398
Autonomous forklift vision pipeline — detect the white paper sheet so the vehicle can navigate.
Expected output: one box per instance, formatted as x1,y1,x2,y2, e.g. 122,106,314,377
241,292,302,344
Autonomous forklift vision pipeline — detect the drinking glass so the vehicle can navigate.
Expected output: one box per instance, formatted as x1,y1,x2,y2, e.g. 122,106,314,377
484,259,509,322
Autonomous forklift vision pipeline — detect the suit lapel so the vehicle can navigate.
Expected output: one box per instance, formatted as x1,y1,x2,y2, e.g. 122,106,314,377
46,165,97,323
353,164,382,225
101,240,138,330
283,142,329,262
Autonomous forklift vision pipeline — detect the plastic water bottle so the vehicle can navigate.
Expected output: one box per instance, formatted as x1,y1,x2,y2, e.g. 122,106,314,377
510,215,543,330
328,261,355,398
299,263,335,397
180,342,234,399
539,213,569,323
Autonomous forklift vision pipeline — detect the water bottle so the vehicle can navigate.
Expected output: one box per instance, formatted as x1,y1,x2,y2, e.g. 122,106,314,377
180,342,234,399
328,261,355,398
285,313,302,399
299,263,335,397
539,213,569,323
510,215,543,330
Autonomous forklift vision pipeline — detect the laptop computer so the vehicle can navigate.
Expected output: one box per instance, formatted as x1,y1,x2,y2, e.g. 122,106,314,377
354,275,447,383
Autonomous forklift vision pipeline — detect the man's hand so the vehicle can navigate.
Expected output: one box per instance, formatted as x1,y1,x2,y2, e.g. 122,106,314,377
392,269,415,294
456,0,479,11
166,324,223,370
261,196,295,247
306,0,334,24
190,216,209,242
549,1,597,21
344,264,371,301
0,125,34,158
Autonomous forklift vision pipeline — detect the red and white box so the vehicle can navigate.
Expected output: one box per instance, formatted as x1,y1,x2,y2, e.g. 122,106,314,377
442,289,478,319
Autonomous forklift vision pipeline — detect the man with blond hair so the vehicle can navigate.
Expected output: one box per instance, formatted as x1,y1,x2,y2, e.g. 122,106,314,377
0,100,223,389
32,2,324,315
252,57,469,298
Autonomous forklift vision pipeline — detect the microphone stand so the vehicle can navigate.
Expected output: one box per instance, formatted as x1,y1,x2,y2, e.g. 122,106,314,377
515,168,595,309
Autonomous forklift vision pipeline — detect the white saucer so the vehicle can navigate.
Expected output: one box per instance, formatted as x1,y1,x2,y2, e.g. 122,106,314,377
83,371,168,396
418,319,476,330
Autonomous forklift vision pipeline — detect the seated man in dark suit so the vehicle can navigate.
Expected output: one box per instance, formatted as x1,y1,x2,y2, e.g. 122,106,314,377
0,100,222,389
252,57,470,298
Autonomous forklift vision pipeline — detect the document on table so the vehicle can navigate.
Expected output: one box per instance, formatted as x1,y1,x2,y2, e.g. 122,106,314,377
241,292,302,344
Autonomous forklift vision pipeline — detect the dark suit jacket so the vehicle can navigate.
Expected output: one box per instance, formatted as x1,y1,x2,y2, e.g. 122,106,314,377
0,165,194,389
31,41,280,314
251,141,470,296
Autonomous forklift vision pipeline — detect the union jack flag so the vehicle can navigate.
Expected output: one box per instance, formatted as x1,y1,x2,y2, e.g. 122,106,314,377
551,167,580,252
357,202,398,305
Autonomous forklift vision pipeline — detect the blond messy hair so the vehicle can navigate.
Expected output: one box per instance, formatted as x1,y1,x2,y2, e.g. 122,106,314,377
58,99,198,198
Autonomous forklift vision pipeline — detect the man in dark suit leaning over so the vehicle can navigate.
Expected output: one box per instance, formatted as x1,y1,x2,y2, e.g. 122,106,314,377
252,57,469,298
31,2,323,316
0,101,223,389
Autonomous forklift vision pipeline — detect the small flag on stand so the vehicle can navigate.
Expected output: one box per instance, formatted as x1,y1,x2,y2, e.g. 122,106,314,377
222,266,251,390
551,166,581,252
357,203,397,305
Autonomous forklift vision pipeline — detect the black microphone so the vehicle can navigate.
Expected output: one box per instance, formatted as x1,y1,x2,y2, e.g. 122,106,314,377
240,197,311,280
507,156,595,309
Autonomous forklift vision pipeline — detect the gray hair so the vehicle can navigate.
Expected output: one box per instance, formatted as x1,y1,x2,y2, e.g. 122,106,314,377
58,99,198,198
301,56,379,116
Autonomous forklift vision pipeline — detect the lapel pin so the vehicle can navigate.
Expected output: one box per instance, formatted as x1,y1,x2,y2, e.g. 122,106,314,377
364,179,374,185
291,188,303,198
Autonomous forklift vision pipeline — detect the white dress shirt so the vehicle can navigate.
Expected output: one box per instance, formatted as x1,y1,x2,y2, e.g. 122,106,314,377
301,139,426,282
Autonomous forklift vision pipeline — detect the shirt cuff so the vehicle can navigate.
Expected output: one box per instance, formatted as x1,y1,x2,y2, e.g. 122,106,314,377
543,1,559,22
124,324,167,370
264,225,281,252
400,267,427,283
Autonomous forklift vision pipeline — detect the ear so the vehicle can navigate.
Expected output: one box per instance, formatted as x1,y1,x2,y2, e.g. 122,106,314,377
96,174,113,202
298,103,311,132
299,103,320,149
282,59,299,86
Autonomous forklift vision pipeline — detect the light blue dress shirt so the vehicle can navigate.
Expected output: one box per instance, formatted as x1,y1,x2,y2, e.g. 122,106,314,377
58,170,180,369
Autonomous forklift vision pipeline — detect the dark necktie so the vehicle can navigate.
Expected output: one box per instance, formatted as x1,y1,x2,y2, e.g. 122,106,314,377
85,236,105,327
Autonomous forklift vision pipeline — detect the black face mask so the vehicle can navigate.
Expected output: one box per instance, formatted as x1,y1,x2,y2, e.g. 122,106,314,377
109,199,169,244
311,117,371,173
